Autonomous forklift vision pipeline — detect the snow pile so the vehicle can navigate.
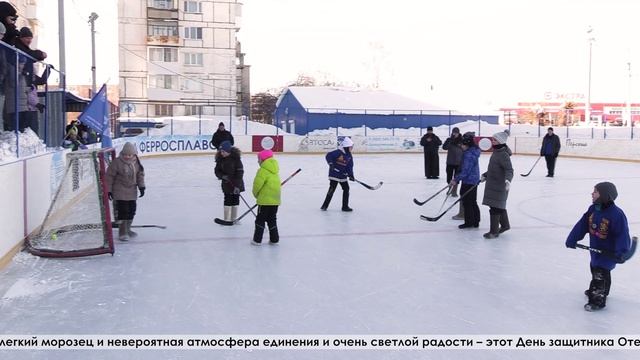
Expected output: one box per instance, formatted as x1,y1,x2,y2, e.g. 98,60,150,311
0,128,48,163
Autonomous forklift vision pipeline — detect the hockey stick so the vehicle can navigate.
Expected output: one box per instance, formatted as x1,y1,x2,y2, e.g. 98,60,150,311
436,185,454,213
575,236,637,264
351,178,383,190
215,168,302,226
413,184,450,206
420,183,479,222
112,223,167,229
520,156,543,177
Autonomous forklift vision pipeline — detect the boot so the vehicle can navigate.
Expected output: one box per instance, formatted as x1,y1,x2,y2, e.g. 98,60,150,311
230,206,238,221
450,183,459,197
224,206,232,221
498,211,510,234
268,225,279,244
341,188,352,212
451,202,464,220
483,214,500,239
252,224,264,245
118,221,129,241
126,220,138,238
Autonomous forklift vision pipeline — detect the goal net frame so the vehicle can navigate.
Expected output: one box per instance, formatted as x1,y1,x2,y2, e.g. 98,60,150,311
25,148,116,258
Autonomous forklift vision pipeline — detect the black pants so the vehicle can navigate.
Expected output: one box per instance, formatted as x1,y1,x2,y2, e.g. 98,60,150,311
588,266,611,306
253,205,279,243
544,155,557,176
489,207,506,216
223,193,240,206
460,183,480,226
424,152,439,178
445,165,460,183
321,180,350,209
115,200,137,221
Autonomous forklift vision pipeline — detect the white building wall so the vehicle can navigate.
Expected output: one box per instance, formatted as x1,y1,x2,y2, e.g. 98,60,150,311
119,0,241,116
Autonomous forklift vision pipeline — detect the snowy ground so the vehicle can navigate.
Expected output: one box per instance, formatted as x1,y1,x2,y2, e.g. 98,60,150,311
0,153,639,360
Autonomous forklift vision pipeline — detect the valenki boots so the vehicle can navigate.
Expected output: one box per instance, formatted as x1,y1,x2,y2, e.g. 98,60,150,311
126,220,137,238
224,206,232,221
230,206,238,221
483,214,501,239
452,202,464,220
498,211,511,234
118,221,129,241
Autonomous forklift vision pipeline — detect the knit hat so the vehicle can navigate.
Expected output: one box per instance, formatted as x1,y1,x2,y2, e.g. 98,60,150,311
492,130,510,144
594,182,618,204
340,137,354,148
19,27,32,38
0,2,17,17
427,126,434,131
258,149,273,162
452,127,460,134
121,142,137,156
219,140,232,153
218,122,225,127
462,131,475,146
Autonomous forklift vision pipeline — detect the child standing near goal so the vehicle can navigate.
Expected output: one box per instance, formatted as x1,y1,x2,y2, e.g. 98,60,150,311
106,142,146,241
565,182,632,311
251,150,281,245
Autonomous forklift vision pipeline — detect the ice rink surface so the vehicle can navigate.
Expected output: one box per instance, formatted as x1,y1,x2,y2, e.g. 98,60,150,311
1,152,639,360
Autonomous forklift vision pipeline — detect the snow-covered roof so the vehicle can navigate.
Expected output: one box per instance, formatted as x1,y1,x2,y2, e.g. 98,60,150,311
281,86,461,115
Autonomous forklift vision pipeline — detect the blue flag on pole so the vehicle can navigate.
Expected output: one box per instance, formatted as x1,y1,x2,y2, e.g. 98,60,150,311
78,84,112,148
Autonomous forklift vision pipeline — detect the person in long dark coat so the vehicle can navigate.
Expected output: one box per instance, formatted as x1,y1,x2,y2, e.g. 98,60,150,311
540,127,561,177
420,126,442,179
210,122,234,150
481,130,513,239
442,127,463,196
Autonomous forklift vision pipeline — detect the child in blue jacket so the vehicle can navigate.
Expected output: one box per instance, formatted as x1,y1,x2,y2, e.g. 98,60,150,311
321,137,354,212
565,182,632,311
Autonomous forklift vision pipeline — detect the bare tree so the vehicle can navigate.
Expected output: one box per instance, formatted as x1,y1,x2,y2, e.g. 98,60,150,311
251,92,278,124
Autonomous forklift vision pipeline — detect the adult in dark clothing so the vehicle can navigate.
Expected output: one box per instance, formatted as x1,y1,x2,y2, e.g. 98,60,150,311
0,2,19,44
420,126,442,179
442,127,463,196
540,127,561,177
214,140,245,221
481,130,514,239
452,132,481,229
210,122,234,150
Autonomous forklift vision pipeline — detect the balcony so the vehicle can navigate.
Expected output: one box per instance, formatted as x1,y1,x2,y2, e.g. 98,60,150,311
147,23,179,46
147,0,178,19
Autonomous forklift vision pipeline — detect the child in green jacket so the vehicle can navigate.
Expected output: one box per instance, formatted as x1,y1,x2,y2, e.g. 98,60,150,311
252,150,281,245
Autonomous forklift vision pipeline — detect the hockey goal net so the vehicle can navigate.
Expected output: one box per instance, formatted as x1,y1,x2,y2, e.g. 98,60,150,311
26,148,116,257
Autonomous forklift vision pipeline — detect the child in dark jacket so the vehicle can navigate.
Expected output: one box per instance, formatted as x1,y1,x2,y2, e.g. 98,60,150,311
451,132,481,229
565,182,632,311
214,140,245,221
321,137,354,212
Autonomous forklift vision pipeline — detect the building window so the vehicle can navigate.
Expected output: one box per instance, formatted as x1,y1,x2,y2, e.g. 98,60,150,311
184,1,202,13
183,53,203,66
148,0,174,9
154,104,172,116
149,75,179,90
184,105,202,116
148,23,178,36
180,78,203,92
184,27,203,40
149,47,178,62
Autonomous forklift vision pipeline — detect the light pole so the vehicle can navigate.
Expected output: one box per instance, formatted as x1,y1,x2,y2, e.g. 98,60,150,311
626,61,632,127
586,26,595,126
88,12,99,96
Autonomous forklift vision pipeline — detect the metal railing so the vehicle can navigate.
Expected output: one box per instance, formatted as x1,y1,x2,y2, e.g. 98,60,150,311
1,40,66,159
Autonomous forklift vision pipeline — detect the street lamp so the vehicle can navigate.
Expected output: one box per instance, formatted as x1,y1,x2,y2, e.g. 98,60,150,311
88,12,99,96
586,26,595,126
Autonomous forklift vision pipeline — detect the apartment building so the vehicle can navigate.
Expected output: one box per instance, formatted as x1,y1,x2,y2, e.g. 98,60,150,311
118,0,249,118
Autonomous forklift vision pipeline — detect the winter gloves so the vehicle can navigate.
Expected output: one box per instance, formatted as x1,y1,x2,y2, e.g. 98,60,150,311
505,180,511,192
139,187,146,198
